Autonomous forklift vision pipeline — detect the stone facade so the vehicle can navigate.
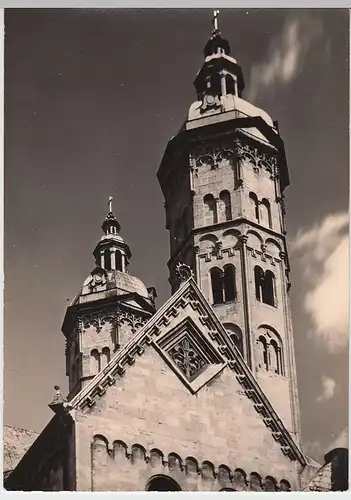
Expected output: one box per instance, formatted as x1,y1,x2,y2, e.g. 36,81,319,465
4,15,348,493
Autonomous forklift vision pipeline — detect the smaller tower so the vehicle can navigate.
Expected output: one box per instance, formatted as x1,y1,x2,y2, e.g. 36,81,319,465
93,197,131,273
62,199,156,399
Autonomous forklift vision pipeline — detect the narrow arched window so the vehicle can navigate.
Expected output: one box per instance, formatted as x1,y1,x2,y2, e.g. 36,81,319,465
101,347,111,369
115,251,123,271
257,336,268,371
224,323,244,357
269,340,279,374
204,194,218,225
103,249,111,271
219,190,232,222
225,74,236,95
210,267,223,305
262,270,275,306
90,349,100,375
223,264,236,302
249,192,260,223
261,199,272,228
254,266,264,301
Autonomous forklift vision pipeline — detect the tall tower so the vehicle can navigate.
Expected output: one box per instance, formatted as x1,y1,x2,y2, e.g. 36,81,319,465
158,14,301,443
62,200,156,399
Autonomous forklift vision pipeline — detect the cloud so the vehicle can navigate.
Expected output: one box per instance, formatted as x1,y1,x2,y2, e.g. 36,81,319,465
316,376,336,402
330,427,348,449
292,212,349,353
247,14,323,101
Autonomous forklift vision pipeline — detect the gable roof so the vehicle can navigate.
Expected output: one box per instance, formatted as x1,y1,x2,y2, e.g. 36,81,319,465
67,277,306,466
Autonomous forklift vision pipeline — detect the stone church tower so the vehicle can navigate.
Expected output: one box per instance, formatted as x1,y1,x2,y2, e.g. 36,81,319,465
5,13,348,493
157,15,301,446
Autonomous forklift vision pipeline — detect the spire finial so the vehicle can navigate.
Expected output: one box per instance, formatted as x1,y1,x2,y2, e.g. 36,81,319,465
108,196,113,213
212,9,220,33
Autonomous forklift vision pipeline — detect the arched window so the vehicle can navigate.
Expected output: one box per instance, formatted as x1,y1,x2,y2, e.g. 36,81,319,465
225,74,236,95
224,323,244,357
256,327,284,376
255,267,275,306
90,349,100,375
115,251,123,271
146,475,181,491
210,267,223,304
223,264,236,302
254,266,264,301
257,336,269,371
219,190,232,222
269,340,282,375
261,199,272,228
204,194,218,225
101,347,110,369
103,249,111,270
249,192,260,223
262,270,275,306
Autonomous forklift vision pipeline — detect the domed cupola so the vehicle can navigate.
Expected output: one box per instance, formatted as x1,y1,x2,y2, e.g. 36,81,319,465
193,10,245,106
93,197,131,273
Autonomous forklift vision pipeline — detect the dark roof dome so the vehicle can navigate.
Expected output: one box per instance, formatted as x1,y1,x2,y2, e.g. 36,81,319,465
204,32,231,57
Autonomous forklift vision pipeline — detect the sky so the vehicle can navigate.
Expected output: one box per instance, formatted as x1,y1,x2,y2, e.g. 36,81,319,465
4,8,349,463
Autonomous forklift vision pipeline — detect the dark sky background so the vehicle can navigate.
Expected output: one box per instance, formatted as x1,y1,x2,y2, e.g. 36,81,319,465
4,8,349,462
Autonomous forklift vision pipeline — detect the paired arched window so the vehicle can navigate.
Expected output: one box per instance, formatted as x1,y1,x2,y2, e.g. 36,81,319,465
249,192,260,223
256,330,284,375
204,194,218,225
254,266,275,306
223,323,244,356
210,264,237,305
249,194,272,229
146,475,181,491
90,347,111,375
218,190,232,222
260,198,272,228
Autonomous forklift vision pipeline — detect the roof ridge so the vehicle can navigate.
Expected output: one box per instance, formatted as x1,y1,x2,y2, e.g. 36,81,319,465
67,277,305,466
68,279,191,409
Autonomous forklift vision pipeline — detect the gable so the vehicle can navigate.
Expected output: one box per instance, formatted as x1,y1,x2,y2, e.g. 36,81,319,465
68,278,305,467
76,346,298,490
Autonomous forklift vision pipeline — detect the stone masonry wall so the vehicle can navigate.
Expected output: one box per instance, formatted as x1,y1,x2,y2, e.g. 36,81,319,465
73,345,299,491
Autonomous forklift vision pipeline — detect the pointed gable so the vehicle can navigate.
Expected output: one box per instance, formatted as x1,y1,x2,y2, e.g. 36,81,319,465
69,278,305,469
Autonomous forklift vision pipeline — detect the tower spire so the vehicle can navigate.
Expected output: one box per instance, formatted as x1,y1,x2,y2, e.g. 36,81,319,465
212,9,220,34
108,195,113,214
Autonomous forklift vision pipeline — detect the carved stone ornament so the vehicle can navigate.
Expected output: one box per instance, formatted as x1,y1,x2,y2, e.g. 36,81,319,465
200,93,221,112
235,139,277,174
77,305,149,334
89,270,107,289
175,262,194,282
194,142,234,170
168,337,207,381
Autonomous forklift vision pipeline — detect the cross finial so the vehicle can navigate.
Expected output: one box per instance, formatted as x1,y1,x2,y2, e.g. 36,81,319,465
212,9,220,32
108,196,113,213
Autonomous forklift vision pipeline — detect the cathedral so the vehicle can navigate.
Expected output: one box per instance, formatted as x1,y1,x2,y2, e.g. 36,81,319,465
4,12,348,492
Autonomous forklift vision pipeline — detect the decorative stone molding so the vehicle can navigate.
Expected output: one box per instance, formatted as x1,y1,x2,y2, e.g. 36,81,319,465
70,280,306,466
194,142,235,171
91,436,293,491
235,139,277,174
77,305,149,335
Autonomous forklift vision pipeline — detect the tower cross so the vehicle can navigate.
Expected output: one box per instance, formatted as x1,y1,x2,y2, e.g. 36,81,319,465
108,196,113,213
212,9,220,32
